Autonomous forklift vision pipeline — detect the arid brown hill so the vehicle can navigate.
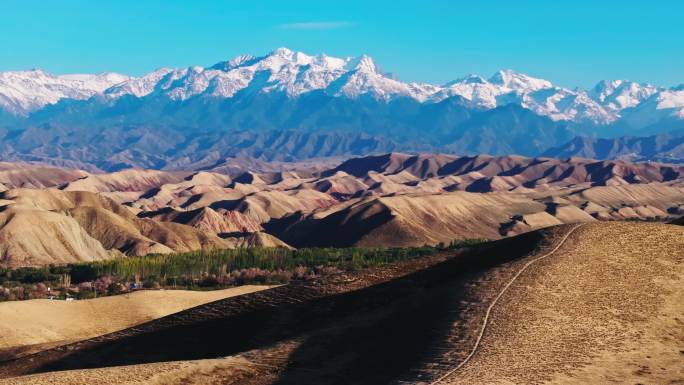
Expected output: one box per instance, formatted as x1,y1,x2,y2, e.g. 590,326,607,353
1,153,684,264
0,189,288,267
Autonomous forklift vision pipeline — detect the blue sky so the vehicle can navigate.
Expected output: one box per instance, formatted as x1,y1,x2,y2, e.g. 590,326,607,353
1,0,682,88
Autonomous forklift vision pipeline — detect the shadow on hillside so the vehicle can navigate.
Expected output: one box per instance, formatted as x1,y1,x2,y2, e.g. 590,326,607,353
0,231,546,384
269,231,545,385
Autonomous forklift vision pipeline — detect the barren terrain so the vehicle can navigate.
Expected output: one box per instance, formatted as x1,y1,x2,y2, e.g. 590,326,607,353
0,222,680,384
2,153,684,265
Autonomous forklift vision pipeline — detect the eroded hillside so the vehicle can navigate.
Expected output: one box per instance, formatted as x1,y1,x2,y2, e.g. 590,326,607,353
1,153,684,265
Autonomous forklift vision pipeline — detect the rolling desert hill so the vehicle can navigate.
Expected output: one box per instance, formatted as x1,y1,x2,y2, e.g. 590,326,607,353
274,192,554,247
1,153,684,265
0,162,88,190
0,286,275,361
60,169,192,193
0,204,114,266
139,206,264,235
0,188,287,267
273,180,684,248
0,222,680,384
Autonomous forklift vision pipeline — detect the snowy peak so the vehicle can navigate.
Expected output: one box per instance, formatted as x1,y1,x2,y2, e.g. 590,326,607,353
449,74,487,85
346,55,380,74
100,48,413,102
588,79,658,111
434,70,610,122
652,88,684,116
263,47,313,67
591,79,625,99
489,69,553,91
59,72,130,86
612,86,684,127
0,69,129,114
272,47,294,56
104,68,173,98
209,54,260,71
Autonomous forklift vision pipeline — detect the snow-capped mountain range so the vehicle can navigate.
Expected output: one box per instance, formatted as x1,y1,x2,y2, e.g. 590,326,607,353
1,47,682,125
1,47,684,171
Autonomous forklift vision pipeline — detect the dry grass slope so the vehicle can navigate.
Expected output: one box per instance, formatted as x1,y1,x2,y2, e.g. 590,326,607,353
447,222,684,384
0,286,274,358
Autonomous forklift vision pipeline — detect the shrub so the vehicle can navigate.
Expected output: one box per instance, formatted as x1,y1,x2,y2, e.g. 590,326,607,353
448,238,490,249
11,286,25,301
94,276,114,293
69,264,98,284
107,282,123,295
35,282,49,296
77,289,96,300
293,265,307,279
198,275,220,287
0,240,490,300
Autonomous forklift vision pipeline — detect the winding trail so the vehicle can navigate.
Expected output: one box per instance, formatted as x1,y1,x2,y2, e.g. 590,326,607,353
430,224,586,384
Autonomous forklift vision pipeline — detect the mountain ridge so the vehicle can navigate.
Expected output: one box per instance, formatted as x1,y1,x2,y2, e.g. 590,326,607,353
1,48,684,169
542,130,684,163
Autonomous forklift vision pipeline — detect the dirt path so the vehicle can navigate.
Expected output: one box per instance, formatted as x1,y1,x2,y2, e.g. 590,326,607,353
430,224,585,384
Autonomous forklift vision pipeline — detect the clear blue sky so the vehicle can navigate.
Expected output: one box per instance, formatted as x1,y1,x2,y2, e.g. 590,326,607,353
1,0,682,88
